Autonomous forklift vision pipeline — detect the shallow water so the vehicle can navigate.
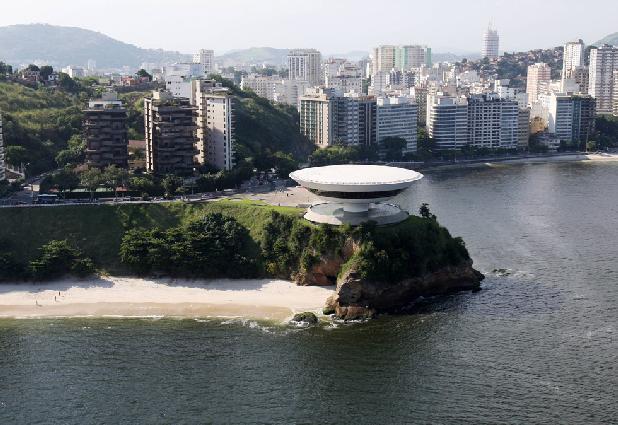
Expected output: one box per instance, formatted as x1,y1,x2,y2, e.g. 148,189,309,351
1,162,617,424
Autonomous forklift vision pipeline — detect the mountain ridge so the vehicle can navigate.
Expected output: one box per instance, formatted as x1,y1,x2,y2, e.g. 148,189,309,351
0,24,190,68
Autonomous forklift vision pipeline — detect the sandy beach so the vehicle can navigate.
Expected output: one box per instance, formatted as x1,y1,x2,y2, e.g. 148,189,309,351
0,277,335,321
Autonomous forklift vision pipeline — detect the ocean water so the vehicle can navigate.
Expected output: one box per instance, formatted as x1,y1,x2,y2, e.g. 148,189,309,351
1,161,617,424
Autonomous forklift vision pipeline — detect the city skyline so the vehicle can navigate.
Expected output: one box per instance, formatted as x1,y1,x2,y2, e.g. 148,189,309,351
1,0,617,55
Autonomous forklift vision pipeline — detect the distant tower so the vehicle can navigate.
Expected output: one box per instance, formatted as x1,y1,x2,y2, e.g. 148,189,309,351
482,23,500,60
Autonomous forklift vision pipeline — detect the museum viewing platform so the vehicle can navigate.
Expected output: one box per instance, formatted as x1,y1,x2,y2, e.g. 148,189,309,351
289,164,423,225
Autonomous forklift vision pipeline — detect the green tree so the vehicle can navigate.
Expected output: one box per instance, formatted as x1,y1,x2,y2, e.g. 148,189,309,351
29,240,95,280
162,174,182,198
39,65,54,81
53,168,80,197
136,69,152,81
80,168,103,199
381,137,407,161
102,165,129,198
4,145,29,167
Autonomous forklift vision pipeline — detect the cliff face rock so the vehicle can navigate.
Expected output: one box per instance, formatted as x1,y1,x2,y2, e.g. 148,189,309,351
296,239,359,286
326,262,484,320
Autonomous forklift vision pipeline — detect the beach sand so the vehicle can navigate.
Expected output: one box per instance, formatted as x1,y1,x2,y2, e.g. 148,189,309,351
0,277,335,321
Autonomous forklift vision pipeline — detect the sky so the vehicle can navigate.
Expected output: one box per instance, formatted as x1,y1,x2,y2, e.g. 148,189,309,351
1,0,617,55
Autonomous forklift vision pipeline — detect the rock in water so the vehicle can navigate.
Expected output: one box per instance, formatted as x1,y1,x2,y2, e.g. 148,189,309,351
291,312,319,325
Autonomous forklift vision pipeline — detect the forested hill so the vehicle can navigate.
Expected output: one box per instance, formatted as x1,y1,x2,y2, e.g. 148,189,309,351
0,24,190,68
0,75,313,176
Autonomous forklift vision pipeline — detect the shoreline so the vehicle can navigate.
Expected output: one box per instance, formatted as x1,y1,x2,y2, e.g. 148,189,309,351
417,152,618,171
0,277,335,321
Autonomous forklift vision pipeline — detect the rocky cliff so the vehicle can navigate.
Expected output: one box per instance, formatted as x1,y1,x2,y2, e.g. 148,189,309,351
295,235,483,320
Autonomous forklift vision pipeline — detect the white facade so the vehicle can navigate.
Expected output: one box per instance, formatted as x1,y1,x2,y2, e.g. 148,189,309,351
0,114,5,181
482,25,500,59
274,79,310,108
369,71,390,95
372,45,398,74
427,94,469,150
193,49,214,76
166,74,193,99
548,93,596,143
467,93,519,149
299,87,336,147
240,74,278,100
61,66,85,78
324,61,362,94
193,80,235,171
526,63,552,105
563,40,585,76
588,45,618,114
288,49,322,86
376,97,418,152
396,45,431,70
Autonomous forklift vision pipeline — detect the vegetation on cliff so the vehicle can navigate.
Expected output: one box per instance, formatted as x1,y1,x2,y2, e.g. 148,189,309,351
0,200,474,286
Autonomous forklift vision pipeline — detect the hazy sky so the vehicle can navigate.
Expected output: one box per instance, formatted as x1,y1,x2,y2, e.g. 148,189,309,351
1,0,617,55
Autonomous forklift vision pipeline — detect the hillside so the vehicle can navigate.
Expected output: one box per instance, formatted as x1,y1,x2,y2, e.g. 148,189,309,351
0,76,313,176
594,32,618,46
0,24,190,68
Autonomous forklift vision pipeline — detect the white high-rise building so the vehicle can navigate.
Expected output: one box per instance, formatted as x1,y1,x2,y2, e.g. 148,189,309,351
376,97,418,152
240,74,279,100
299,88,337,147
325,62,362,94
0,114,5,181
614,70,618,117
482,24,500,59
588,45,618,114
273,79,311,108
372,45,398,75
467,93,519,149
547,93,596,144
193,49,214,76
396,45,432,70
288,49,322,86
526,63,552,105
193,80,235,171
427,94,469,150
562,40,585,91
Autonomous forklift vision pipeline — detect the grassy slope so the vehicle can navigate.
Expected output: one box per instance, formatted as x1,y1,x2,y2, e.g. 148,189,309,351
0,200,303,273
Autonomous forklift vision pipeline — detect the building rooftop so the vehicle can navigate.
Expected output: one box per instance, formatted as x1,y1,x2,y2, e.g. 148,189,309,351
290,165,423,188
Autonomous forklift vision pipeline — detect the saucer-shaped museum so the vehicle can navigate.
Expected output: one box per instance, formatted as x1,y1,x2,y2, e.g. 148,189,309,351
290,164,423,225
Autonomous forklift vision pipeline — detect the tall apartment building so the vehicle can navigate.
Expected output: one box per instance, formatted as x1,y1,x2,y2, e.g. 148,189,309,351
588,45,618,114
299,88,337,147
526,63,552,105
563,66,590,94
0,114,5,181
325,62,362,94
563,40,585,73
372,45,398,74
287,49,322,85
411,86,428,125
427,94,469,150
562,40,587,93
548,94,596,144
273,79,311,108
193,49,214,76
193,80,235,171
396,45,432,70
376,97,418,152
518,108,531,149
300,88,379,148
144,91,197,175
482,25,500,59
240,74,278,100
614,70,618,117
467,93,519,149
84,92,128,168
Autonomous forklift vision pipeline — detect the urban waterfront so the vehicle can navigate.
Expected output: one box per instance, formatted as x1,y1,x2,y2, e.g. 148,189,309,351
1,161,617,424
